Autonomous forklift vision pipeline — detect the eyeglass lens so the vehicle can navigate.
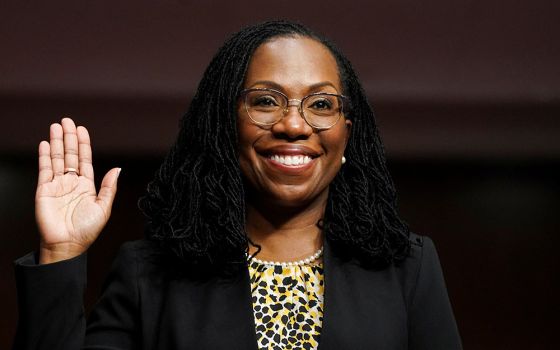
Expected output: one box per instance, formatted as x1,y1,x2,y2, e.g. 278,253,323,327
245,90,342,128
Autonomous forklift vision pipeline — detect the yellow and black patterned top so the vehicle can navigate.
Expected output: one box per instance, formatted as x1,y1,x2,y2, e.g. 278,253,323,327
248,259,324,350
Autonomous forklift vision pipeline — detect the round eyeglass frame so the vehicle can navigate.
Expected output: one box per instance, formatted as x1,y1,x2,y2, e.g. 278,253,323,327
240,88,349,130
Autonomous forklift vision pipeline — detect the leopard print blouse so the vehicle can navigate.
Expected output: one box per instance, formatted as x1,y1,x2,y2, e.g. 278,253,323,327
248,259,324,350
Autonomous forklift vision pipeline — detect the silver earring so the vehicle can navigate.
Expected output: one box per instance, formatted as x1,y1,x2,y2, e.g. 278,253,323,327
342,156,346,164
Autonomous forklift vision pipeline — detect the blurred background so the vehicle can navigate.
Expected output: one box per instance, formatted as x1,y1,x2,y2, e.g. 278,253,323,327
1,1,558,348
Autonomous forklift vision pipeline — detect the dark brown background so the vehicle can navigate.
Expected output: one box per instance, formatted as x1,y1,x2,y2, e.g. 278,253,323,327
1,1,559,349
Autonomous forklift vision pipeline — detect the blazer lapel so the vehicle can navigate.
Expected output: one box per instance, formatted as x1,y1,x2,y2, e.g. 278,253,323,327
156,263,259,350
318,241,408,350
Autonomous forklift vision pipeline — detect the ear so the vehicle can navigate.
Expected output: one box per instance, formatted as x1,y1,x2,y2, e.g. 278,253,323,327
343,118,352,148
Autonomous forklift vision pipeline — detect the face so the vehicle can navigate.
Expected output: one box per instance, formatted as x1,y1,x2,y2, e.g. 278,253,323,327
237,36,351,208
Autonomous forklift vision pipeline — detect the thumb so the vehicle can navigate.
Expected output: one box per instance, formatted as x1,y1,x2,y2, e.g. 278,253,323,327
96,167,121,215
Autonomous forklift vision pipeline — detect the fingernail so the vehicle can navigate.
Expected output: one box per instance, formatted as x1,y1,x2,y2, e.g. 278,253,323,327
117,168,122,178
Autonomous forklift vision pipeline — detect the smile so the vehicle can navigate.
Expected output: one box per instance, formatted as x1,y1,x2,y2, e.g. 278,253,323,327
268,154,312,166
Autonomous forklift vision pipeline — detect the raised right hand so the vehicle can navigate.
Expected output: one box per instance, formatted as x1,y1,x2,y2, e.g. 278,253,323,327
35,118,121,264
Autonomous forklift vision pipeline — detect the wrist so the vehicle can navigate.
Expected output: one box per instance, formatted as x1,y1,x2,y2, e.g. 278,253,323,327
39,242,87,265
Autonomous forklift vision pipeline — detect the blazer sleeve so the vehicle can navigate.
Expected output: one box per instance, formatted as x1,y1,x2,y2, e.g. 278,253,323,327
13,243,140,350
13,251,88,350
407,237,462,350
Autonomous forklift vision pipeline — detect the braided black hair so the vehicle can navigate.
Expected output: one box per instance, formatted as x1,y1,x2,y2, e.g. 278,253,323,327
138,20,410,269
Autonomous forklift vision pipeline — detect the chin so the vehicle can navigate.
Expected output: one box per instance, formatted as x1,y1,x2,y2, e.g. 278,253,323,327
262,185,328,209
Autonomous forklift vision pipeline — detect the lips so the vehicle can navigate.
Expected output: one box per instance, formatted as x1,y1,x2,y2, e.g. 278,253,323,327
269,154,312,166
257,144,321,170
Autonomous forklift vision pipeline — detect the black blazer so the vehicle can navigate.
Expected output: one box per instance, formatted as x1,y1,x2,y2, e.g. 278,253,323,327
13,234,461,349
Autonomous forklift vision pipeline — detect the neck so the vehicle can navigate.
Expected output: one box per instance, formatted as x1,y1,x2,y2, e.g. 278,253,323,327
245,192,327,262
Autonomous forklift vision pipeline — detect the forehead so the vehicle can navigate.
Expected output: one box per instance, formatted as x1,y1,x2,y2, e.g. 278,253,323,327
244,36,341,92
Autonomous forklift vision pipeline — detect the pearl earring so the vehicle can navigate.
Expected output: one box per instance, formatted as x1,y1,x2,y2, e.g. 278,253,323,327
342,156,346,164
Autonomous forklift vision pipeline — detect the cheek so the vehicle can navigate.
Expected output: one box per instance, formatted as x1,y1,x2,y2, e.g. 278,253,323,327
236,121,262,177
237,127,252,167
236,109,252,152
322,125,349,157
237,118,257,150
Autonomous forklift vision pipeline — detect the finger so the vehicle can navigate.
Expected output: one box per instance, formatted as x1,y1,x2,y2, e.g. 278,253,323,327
77,126,94,181
96,167,121,216
61,118,79,175
49,123,64,176
38,141,53,185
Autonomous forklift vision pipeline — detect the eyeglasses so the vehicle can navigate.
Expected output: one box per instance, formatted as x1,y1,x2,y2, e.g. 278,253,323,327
240,88,348,130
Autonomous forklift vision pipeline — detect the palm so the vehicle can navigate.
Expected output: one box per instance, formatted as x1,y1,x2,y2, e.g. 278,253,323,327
35,118,120,260
37,174,105,247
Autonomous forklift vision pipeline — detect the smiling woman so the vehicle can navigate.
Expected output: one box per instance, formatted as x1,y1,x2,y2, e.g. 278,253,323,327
13,21,462,349
238,37,351,214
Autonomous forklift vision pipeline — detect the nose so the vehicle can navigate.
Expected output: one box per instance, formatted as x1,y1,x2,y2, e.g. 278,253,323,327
271,102,313,139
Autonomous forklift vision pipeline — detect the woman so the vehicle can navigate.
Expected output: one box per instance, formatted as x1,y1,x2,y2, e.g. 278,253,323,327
14,21,461,349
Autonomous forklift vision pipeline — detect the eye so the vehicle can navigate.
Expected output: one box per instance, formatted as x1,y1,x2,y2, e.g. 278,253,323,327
253,95,280,107
310,98,333,110
246,90,284,111
306,95,337,112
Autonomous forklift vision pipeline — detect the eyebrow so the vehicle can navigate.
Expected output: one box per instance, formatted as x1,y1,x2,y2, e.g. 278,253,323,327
247,80,339,93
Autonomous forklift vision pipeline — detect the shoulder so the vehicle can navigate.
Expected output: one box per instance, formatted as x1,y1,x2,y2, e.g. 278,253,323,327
110,239,160,264
118,239,162,257
110,239,171,276
406,232,438,265
399,232,441,275
395,233,449,309
326,233,448,310
327,232,439,284
403,234,462,347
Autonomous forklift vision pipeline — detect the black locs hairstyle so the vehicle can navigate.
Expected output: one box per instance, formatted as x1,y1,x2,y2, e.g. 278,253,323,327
138,20,410,269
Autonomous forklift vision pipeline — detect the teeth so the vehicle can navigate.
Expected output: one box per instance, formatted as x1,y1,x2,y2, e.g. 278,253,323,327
269,155,312,166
